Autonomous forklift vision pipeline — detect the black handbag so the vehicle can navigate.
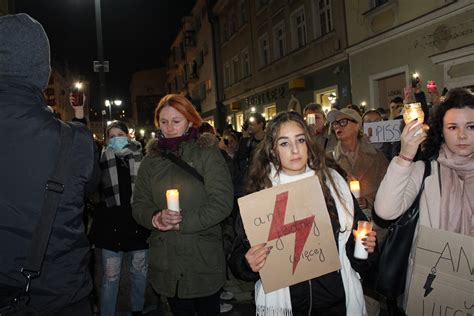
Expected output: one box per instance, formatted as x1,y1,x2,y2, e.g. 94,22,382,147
0,122,73,316
374,160,431,299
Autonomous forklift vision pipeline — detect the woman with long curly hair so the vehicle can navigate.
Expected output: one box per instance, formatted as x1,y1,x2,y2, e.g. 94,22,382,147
229,111,377,315
375,88,474,310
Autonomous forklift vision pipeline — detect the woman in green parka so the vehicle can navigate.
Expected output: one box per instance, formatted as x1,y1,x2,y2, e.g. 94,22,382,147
132,94,233,315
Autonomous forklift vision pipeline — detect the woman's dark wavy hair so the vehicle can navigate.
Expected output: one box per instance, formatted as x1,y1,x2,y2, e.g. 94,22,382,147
246,111,350,229
422,88,474,159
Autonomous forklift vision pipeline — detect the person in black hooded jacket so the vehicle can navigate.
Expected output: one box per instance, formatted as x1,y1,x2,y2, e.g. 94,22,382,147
0,13,97,315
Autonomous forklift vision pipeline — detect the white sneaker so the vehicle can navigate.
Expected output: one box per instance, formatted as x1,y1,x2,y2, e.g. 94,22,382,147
220,302,233,313
220,290,234,301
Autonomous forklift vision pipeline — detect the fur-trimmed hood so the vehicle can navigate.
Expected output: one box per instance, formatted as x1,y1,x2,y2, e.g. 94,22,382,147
145,132,218,157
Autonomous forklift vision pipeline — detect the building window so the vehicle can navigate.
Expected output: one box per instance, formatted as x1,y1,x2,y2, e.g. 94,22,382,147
240,0,248,26
230,10,238,34
318,0,333,36
273,22,286,59
373,0,389,7
259,33,270,67
222,18,229,41
265,105,277,120
232,55,240,83
241,48,250,78
235,112,244,132
257,0,269,11
224,62,231,87
314,86,338,113
291,7,307,50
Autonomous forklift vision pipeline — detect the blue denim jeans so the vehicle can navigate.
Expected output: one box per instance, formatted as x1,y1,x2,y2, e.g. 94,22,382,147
100,248,148,316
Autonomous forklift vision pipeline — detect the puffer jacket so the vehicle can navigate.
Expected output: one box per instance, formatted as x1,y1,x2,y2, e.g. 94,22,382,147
132,137,233,299
0,79,96,314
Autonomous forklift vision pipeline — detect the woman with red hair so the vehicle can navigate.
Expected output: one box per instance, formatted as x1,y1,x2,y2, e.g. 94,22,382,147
132,94,233,315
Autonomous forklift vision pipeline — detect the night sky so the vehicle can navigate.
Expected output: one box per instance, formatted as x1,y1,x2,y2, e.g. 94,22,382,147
12,0,196,112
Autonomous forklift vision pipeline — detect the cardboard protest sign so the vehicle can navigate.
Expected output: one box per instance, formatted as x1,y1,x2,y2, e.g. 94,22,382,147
238,176,340,293
406,225,473,315
363,119,402,143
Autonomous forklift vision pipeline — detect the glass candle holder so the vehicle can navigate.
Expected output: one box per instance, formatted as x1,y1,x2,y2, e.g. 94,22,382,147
403,102,424,125
354,221,372,260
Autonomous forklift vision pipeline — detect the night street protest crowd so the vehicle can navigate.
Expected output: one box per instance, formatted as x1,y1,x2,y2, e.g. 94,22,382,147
1,13,473,316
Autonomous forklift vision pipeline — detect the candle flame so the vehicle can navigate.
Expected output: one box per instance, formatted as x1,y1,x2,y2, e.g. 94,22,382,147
166,189,179,197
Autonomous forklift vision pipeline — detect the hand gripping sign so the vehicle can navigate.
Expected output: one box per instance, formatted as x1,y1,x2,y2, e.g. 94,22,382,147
238,176,340,293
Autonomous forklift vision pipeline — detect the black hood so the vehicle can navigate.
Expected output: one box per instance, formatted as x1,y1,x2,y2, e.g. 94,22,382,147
0,13,51,91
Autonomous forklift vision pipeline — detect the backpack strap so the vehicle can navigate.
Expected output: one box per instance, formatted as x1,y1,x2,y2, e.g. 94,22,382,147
21,121,74,291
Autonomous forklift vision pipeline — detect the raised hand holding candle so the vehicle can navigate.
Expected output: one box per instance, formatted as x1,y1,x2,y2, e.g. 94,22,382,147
306,113,316,125
403,102,424,125
166,189,180,212
349,180,360,199
354,221,372,260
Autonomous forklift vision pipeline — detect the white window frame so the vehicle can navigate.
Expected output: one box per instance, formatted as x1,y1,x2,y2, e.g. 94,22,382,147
241,48,250,78
273,21,286,60
223,62,231,88
314,0,333,36
258,33,270,67
290,6,307,50
232,55,240,83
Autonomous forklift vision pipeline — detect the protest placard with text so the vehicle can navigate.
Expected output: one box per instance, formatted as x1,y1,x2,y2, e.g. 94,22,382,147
363,119,402,143
406,225,473,316
238,176,340,293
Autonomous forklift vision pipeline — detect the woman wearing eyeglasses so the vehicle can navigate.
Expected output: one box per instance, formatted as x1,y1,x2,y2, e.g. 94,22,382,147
327,108,389,222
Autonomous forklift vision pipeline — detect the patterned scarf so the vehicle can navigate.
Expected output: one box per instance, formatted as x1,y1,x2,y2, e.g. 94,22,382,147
100,140,142,207
437,144,474,236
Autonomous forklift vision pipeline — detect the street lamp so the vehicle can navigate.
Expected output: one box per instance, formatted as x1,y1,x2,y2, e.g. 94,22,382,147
105,99,122,121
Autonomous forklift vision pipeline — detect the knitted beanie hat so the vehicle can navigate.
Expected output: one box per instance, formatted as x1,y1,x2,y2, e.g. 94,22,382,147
0,13,51,90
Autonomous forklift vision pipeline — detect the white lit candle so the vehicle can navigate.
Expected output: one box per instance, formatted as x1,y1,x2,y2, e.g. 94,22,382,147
354,221,372,260
166,189,180,212
306,113,316,125
349,180,360,199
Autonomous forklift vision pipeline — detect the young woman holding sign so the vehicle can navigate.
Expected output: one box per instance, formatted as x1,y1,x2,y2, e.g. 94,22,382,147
229,111,377,315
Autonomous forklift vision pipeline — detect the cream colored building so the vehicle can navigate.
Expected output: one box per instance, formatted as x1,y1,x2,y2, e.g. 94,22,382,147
166,0,221,128
130,68,167,136
345,0,474,110
214,0,351,131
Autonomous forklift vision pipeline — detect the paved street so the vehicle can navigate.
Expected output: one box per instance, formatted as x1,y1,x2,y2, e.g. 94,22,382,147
92,248,256,315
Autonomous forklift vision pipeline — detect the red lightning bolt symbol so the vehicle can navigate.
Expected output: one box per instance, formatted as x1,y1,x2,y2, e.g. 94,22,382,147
267,191,315,274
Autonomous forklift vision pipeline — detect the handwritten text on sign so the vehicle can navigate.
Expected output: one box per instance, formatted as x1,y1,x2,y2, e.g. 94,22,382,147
238,176,340,293
364,119,402,143
406,226,473,316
